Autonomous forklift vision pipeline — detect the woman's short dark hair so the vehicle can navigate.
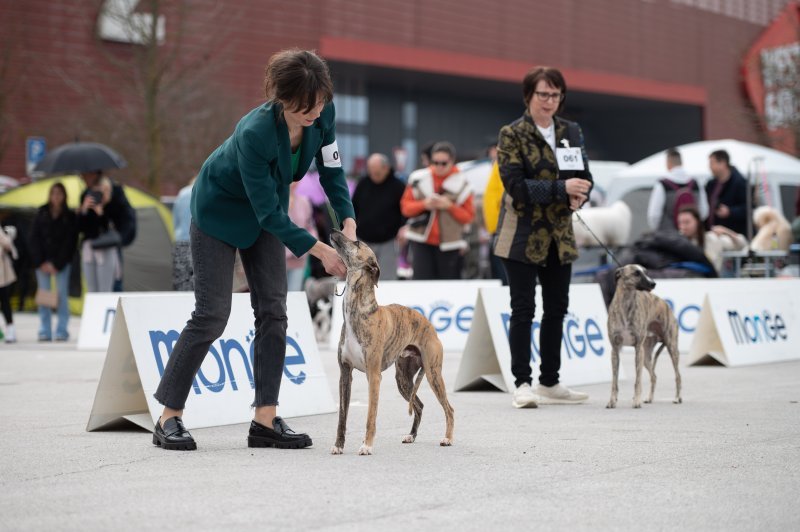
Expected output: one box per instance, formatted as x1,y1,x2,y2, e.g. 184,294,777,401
431,141,456,161
522,66,567,111
264,49,334,113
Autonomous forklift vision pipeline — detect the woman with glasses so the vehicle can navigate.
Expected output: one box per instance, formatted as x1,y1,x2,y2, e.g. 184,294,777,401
494,67,593,409
401,141,474,280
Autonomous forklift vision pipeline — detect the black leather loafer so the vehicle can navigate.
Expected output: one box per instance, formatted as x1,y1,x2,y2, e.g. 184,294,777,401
248,416,312,449
152,416,197,451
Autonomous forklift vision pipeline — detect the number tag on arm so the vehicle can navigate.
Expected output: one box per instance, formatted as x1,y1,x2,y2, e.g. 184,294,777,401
555,147,584,171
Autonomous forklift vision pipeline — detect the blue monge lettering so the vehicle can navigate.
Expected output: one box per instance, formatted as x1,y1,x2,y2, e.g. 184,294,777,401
284,337,307,385
584,318,605,356
103,307,116,334
455,306,473,332
429,306,453,332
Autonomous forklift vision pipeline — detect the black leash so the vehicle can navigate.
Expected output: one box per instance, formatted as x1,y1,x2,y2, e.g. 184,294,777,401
325,204,348,297
573,211,624,268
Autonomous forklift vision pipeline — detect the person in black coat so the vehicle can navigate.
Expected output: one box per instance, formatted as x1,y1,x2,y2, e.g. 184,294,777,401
706,149,749,236
351,153,407,280
28,182,78,341
77,172,136,292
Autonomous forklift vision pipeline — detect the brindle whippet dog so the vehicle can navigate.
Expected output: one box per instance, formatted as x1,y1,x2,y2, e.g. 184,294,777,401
329,231,454,455
607,264,682,409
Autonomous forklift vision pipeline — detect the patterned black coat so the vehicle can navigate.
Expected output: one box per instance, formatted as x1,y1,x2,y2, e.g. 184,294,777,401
493,112,592,265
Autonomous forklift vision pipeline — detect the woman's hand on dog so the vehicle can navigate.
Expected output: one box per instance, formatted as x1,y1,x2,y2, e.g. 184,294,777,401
311,241,347,278
342,218,357,241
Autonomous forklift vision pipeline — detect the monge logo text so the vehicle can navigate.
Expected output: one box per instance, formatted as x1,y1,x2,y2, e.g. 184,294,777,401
410,301,473,333
501,312,605,361
149,329,308,395
727,310,788,345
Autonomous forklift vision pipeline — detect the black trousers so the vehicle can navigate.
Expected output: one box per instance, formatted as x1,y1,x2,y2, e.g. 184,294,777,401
501,243,571,388
410,241,462,280
0,286,13,325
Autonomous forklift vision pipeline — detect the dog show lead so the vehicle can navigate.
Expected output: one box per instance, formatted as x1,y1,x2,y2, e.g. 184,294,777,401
152,49,356,451
493,66,594,409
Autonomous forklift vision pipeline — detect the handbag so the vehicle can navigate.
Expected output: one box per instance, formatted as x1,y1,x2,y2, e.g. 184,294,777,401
91,229,122,249
35,288,58,309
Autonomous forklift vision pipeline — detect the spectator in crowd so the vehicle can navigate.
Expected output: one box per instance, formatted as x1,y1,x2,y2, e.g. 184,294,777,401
418,142,435,169
706,149,748,236
646,148,708,232
401,141,474,280
286,181,317,291
28,182,78,341
494,66,592,408
77,171,136,292
676,205,726,273
172,177,195,291
352,153,406,280
792,187,800,242
0,225,18,343
482,158,508,284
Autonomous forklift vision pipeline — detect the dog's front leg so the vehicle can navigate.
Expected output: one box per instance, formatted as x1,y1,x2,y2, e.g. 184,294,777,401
331,361,353,455
633,341,645,408
359,359,382,456
606,343,621,408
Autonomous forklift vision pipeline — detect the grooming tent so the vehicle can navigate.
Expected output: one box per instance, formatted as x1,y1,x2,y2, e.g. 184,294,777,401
604,139,800,243
0,175,174,300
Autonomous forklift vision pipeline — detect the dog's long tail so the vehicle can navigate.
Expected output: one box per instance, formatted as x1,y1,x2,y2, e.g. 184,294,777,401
654,343,666,365
408,367,425,416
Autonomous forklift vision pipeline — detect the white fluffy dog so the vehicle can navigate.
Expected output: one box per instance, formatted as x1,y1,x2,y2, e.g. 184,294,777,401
751,206,793,251
573,200,632,248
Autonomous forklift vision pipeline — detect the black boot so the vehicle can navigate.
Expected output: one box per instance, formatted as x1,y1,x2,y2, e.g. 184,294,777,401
248,416,312,449
152,416,197,451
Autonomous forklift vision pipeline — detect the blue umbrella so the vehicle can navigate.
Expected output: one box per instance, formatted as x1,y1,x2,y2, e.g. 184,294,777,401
33,142,127,175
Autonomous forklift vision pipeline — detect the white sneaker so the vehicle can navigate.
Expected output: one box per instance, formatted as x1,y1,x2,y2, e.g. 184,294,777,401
512,383,539,409
4,324,16,344
536,383,588,404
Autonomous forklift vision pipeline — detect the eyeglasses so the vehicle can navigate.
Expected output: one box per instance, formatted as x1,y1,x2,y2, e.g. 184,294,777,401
431,160,451,167
533,91,564,102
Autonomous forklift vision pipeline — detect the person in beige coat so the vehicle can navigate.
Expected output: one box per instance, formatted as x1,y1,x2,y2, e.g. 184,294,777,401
0,226,19,343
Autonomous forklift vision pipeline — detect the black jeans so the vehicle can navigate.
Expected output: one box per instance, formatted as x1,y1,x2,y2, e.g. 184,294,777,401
502,243,571,388
411,241,461,280
154,223,288,410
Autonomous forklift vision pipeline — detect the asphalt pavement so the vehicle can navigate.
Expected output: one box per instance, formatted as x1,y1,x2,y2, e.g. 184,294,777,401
1,312,798,531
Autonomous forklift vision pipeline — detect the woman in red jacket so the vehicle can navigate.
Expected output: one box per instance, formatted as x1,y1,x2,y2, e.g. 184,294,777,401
400,141,474,280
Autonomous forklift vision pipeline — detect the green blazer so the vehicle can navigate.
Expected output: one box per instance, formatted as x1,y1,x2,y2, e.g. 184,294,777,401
191,101,355,256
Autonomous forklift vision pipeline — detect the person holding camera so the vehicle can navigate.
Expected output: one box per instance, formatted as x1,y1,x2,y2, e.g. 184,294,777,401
77,171,134,292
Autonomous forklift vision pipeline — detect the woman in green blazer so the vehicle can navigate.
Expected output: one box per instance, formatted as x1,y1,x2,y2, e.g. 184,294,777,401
153,49,356,451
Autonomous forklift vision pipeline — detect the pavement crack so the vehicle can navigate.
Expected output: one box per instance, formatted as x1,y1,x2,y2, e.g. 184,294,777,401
8,455,163,484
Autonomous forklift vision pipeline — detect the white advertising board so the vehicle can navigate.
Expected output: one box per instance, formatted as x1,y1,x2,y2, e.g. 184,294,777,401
688,281,800,367
455,285,619,392
86,292,335,431
329,280,500,351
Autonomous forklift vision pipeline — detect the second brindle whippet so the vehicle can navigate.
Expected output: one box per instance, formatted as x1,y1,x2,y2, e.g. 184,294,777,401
607,264,682,409
329,231,454,455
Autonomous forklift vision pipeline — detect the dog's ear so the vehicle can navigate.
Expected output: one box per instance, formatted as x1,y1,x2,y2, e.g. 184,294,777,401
614,268,622,281
366,259,380,287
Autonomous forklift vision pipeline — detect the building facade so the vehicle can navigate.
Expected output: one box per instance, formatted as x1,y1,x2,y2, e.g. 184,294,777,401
0,0,795,190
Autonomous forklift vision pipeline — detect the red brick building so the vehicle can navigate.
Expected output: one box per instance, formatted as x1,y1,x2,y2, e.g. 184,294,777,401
0,0,795,192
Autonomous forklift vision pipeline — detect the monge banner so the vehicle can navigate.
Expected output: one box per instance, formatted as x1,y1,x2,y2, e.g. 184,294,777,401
330,280,500,351
692,281,800,366
123,293,334,429
651,278,794,353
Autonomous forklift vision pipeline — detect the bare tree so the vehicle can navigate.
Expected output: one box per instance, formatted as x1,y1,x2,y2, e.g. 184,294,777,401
48,0,242,194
